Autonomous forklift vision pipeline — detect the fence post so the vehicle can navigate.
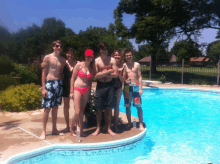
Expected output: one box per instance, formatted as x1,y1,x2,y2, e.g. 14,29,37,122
181,59,184,84
217,60,220,85
149,57,152,80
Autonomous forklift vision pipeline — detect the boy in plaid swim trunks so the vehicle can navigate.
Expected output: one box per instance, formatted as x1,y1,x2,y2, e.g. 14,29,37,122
40,40,66,140
123,49,144,131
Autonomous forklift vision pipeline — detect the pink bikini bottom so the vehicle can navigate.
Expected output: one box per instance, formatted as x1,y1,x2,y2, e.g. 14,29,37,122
74,86,90,95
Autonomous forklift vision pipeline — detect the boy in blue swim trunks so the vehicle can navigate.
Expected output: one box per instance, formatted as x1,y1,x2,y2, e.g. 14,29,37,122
40,40,66,140
123,49,144,131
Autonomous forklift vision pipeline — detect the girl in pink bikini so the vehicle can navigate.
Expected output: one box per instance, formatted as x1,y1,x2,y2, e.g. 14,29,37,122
69,49,94,137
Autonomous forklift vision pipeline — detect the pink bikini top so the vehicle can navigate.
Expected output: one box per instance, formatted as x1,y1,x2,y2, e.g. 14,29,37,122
77,67,92,78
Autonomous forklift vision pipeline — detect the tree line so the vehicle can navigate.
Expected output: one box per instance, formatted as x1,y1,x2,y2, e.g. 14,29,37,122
0,0,220,67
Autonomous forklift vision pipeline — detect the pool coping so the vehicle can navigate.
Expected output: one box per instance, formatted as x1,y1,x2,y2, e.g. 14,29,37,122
4,128,146,164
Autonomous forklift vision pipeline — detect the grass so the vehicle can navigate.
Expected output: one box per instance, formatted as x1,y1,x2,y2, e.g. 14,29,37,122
140,65,219,85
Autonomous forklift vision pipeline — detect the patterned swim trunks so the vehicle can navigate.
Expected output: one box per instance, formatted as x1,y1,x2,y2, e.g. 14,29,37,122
41,80,63,108
124,83,142,107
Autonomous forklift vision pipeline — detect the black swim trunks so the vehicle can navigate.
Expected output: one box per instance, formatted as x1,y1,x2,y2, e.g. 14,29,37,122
41,80,63,108
94,80,115,110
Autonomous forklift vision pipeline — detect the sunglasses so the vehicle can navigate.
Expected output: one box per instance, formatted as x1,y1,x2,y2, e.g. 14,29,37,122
55,45,62,48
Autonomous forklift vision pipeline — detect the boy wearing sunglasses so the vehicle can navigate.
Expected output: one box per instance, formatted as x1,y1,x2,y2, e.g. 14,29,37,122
40,40,66,140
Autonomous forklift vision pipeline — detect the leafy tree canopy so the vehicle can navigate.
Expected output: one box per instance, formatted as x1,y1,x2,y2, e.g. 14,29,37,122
206,40,220,63
170,40,202,62
114,0,220,72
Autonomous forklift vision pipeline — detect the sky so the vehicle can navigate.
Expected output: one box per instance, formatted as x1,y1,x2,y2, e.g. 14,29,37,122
0,0,219,53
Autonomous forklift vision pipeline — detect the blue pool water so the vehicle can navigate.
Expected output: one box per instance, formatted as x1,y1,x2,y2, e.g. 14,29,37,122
15,89,220,164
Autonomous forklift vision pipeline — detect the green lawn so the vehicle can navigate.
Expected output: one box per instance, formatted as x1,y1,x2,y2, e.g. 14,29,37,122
140,65,219,84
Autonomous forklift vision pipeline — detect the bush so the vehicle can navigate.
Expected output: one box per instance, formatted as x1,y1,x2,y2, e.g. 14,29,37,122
28,62,42,85
0,74,16,91
158,74,166,83
0,83,42,111
11,63,38,84
0,55,15,75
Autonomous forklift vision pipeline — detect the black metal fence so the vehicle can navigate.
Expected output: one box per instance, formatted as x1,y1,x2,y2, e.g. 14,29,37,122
140,60,220,85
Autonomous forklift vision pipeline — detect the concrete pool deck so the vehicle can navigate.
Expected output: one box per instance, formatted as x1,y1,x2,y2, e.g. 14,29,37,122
1,82,220,162
0,82,143,162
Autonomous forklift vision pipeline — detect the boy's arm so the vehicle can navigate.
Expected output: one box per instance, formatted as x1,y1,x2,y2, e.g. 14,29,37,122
137,63,143,95
94,59,114,79
41,56,49,97
123,64,130,84
106,58,118,79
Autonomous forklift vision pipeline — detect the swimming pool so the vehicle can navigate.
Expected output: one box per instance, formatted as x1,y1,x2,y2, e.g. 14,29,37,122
9,88,220,164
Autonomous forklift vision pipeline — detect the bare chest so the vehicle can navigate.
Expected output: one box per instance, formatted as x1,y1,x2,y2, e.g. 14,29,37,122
126,66,138,74
97,60,112,71
49,57,63,69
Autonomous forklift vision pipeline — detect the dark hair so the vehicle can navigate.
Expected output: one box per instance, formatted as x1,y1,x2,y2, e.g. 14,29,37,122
66,47,75,55
98,42,109,50
90,58,95,71
124,49,133,55
111,50,124,65
52,40,62,46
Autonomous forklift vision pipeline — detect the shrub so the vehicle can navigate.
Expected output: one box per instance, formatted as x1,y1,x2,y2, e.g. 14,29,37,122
0,74,16,91
0,55,15,75
190,78,209,85
28,62,42,85
11,63,38,84
0,83,42,111
158,74,166,83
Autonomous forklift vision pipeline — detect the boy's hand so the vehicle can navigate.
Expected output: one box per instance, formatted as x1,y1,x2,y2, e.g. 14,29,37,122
125,78,131,84
108,69,114,74
139,89,143,95
69,93,74,99
42,88,48,97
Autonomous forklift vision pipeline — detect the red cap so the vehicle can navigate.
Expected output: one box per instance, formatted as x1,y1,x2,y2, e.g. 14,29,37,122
85,49,94,57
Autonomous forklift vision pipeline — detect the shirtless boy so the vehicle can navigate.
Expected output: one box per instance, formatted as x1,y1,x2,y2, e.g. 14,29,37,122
93,42,118,136
123,49,144,131
40,40,66,140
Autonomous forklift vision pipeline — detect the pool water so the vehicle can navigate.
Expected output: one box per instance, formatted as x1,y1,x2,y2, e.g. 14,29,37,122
16,89,220,164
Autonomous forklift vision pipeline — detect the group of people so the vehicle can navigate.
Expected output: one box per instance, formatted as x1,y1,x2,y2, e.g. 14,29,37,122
39,40,144,140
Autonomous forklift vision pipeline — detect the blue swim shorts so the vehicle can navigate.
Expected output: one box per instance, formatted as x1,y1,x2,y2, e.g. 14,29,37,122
41,80,63,108
124,83,142,107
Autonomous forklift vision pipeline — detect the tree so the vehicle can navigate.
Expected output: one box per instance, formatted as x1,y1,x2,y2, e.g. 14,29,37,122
114,0,220,72
206,40,220,64
170,40,202,62
0,25,11,54
61,25,134,60
176,0,220,39
136,44,170,62
114,0,190,73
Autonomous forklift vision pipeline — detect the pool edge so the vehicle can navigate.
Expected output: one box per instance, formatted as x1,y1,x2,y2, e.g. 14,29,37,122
5,128,146,164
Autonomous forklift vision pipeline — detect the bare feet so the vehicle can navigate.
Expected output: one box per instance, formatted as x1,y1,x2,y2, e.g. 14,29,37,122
92,128,100,136
39,132,46,140
108,128,116,136
139,123,144,131
70,131,76,137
